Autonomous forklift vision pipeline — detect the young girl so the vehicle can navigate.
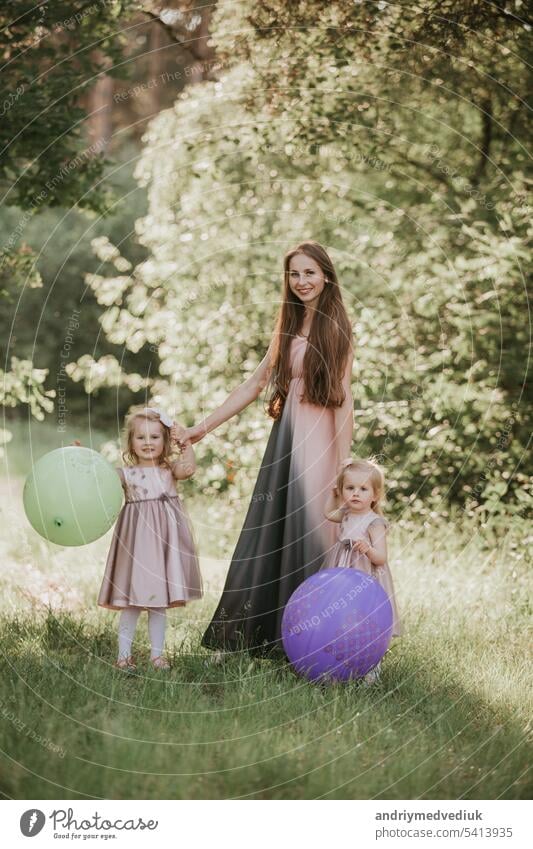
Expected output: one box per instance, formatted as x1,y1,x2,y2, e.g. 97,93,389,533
323,457,401,682
97,406,203,670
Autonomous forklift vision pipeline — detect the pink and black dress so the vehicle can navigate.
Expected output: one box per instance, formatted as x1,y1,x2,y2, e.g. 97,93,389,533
202,334,343,654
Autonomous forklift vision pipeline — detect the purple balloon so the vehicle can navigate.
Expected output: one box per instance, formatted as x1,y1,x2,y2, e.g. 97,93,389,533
282,569,393,682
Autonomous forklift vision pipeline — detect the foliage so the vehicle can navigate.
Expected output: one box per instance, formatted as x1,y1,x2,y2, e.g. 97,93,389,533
0,358,54,458
78,2,531,516
0,0,136,211
0,148,156,431
0,1,139,438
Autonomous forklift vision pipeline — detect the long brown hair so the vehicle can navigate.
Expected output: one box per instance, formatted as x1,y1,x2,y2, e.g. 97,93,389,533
122,406,174,468
267,241,353,419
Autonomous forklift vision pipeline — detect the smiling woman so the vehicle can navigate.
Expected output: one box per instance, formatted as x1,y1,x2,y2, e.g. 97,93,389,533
288,253,327,306
181,241,354,655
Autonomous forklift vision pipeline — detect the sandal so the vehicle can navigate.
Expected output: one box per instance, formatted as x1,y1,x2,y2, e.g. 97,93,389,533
151,656,171,670
362,661,381,686
114,656,137,671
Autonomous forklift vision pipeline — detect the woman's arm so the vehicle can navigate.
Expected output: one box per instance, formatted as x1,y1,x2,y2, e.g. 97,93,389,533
333,347,354,465
183,340,274,444
171,441,196,480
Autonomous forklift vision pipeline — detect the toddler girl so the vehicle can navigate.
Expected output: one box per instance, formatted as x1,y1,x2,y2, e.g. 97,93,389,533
98,405,203,670
323,457,401,682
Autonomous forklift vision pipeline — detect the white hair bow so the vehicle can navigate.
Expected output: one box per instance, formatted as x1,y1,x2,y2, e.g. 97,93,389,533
143,406,173,428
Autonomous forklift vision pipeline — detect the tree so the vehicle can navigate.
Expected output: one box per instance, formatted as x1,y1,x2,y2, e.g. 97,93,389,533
0,0,142,445
67,1,532,517
1,2,225,444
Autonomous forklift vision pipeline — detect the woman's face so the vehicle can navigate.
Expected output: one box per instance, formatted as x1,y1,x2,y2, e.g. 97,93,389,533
288,253,326,307
132,418,165,463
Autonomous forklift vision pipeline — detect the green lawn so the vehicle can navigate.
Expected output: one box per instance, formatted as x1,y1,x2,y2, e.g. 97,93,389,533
0,424,531,799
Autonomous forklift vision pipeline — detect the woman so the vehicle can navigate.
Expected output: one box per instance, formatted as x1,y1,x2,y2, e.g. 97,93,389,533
182,241,354,654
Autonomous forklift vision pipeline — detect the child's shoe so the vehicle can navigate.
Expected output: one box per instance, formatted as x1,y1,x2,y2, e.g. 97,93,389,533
114,655,137,672
151,655,171,670
362,661,381,686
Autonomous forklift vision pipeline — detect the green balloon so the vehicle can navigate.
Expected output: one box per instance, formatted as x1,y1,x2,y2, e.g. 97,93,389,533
23,447,123,546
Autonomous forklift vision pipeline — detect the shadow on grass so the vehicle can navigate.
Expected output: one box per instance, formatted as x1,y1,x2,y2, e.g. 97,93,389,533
0,611,530,800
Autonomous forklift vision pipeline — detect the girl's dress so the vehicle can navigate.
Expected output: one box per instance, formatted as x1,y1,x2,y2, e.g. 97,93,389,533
202,334,341,654
323,508,401,637
98,465,203,610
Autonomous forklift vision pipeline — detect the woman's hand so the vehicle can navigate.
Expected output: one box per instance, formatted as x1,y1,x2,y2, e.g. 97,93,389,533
180,423,207,446
337,458,353,473
170,422,187,447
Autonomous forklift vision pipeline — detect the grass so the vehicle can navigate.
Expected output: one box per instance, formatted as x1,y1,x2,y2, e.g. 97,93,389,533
0,602,530,800
0,423,531,799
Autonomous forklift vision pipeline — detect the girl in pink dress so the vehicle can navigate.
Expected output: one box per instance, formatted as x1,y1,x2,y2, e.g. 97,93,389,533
323,457,401,682
181,241,354,655
98,406,203,670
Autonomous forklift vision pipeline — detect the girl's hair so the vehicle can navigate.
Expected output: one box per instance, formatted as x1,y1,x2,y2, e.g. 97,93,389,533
337,457,387,517
122,405,173,467
266,240,353,419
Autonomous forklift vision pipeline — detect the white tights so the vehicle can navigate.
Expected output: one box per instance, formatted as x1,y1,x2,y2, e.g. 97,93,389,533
117,608,166,660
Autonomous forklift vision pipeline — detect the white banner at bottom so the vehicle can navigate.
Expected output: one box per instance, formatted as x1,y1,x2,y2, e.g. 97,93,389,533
3,799,530,848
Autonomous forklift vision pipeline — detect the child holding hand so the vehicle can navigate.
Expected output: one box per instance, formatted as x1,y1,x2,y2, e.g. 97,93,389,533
97,405,203,670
